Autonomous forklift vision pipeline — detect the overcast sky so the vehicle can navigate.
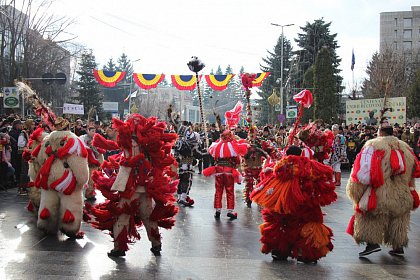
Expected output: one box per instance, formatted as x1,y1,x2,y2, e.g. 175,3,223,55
49,0,417,93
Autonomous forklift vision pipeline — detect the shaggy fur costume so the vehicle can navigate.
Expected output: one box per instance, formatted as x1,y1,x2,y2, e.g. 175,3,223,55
251,155,337,262
346,136,419,249
34,130,89,237
85,114,179,253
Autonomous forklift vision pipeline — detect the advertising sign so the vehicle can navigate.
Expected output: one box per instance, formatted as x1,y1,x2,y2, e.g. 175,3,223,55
345,97,406,125
3,87,19,108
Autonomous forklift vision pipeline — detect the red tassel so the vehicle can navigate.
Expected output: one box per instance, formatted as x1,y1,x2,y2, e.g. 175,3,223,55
367,188,377,211
158,219,176,229
370,150,385,188
115,226,129,251
26,201,34,212
62,209,75,224
40,207,50,219
92,133,119,150
411,189,420,209
31,143,42,158
346,215,355,236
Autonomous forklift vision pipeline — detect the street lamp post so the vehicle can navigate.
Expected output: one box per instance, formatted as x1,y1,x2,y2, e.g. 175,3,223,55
271,23,294,118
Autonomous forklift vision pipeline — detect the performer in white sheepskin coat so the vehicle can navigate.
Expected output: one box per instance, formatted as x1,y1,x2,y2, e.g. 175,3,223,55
34,119,89,238
346,124,420,257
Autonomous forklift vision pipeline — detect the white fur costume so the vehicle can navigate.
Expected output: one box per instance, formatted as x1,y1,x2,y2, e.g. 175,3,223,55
34,130,89,237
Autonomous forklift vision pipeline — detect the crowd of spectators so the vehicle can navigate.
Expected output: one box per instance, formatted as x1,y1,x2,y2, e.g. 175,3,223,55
1,112,420,193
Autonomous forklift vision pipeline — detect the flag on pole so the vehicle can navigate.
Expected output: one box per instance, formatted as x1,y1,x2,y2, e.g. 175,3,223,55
351,49,355,71
124,90,138,102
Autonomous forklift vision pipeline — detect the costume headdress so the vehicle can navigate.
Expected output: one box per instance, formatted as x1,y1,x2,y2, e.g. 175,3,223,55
16,82,56,130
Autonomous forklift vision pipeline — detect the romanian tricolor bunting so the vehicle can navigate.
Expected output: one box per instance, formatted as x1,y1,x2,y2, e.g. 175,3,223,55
252,72,270,87
93,70,126,88
205,74,235,91
133,73,165,90
171,75,197,90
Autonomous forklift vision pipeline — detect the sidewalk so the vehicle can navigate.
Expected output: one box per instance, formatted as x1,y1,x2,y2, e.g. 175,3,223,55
1,172,420,279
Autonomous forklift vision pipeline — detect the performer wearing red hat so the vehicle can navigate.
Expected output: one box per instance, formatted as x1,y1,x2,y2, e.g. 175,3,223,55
203,101,249,219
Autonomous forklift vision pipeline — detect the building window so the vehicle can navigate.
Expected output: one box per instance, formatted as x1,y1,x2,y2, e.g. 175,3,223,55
403,29,412,39
403,41,412,51
394,42,398,50
403,18,412,27
395,18,398,26
394,30,397,39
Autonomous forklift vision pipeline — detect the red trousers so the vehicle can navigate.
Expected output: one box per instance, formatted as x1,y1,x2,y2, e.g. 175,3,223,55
244,167,262,200
214,173,235,209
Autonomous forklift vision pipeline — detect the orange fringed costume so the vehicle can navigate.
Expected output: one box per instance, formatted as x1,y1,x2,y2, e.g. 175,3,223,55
251,155,337,262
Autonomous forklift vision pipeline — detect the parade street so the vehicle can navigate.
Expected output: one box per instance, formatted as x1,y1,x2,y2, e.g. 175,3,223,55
1,172,420,280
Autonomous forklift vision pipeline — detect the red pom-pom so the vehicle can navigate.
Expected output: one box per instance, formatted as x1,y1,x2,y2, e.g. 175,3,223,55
62,209,75,224
26,201,34,212
367,188,377,211
346,215,355,236
40,207,50,219
411,189,420,209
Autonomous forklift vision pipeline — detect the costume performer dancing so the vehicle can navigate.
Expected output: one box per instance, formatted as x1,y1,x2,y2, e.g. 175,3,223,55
85,114,179,257
346,120,420,257
203,101,249,219
251,89,337,263
174,127,202,207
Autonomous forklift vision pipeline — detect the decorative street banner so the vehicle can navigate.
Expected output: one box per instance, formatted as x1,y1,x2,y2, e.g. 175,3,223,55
205,74,235,91
133,73,165,90
171,75,197,90
345,97,406,125
63,103,84,115
252,72,270,87
103,102,119,112
3,87,19,108
93,70,126,88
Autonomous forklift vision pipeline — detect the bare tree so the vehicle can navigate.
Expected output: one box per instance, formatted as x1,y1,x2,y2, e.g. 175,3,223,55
1,0,79,111
362,48,411,99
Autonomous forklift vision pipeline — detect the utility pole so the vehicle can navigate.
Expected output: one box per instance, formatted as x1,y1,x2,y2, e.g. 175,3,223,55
128,58,141,115
271,23,294,117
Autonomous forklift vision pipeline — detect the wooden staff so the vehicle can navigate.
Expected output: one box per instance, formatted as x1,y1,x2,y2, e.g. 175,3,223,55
195,73,209,149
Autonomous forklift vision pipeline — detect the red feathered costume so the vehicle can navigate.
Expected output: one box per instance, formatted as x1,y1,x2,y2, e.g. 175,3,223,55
85,114,178,257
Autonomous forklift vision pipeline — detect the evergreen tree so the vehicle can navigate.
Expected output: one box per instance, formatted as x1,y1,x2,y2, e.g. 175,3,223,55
258,35,293,124
103,58,116,71
215,65,223,75
75,50,102,118
116,53,134,80
313,47,336,123
294,18,342,92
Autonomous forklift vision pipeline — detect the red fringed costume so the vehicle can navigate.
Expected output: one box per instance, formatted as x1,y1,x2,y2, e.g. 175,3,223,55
251,155,337,262
85,114,178,256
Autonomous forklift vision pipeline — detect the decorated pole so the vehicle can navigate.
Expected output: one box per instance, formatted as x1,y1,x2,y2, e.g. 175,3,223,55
286,89,313,147
241,73,256,139
187,57,209,148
